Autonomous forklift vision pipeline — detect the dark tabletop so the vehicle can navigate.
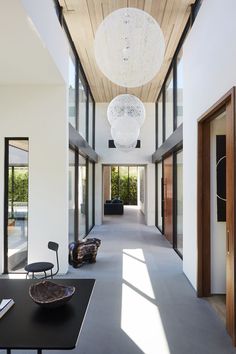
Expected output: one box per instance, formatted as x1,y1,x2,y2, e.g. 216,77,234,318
0,278,95,350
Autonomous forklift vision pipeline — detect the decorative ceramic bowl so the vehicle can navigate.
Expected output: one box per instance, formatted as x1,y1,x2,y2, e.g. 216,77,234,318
29,280,75,308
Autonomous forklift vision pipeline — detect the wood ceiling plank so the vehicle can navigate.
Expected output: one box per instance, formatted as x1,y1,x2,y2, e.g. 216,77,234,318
143,0,153,14
61,0,194,102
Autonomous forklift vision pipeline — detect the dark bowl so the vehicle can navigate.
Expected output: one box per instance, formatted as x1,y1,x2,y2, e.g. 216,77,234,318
29,280,75,308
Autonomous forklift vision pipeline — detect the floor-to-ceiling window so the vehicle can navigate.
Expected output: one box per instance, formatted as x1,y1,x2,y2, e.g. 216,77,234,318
79,154,87,238
5,139,29,273
157,93,163,148
88,161,94,231
69,50,76,128
165,69,174,140
176,48,183,128
78,74,87,140
88,93,94,148
157,161,163,232
154,13,192,258
110,166,138,205
65,17,95,242
175,150,183,256
69,149,76,242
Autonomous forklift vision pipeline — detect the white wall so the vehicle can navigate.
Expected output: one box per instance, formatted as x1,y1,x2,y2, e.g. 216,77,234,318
183,0,236,289
21,0,68,83
0,86,68,274
210,114,226,293
95,103,156,225
0,0,68,85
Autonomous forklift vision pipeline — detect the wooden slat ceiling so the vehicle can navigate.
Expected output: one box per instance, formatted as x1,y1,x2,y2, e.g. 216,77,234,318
59,0,194,102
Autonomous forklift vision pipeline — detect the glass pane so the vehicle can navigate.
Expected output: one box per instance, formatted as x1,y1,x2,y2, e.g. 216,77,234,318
69,149,75,242
7,140,29,272
157,94,163,147
110,166,138,206
128,167,138,205
111,166,119,200
88,161,94,230
88,94,94,147
119,166,129,204
78,75,87,140
68,52,76,128
177,48,183,127
79,155,87,238
157,162,163,231
165,70,174,139
176,151,183,255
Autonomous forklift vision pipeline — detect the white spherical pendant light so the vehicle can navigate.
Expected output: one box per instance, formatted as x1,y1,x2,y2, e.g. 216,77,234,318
107,94,145,127
94,7,165,88
111,117,140,146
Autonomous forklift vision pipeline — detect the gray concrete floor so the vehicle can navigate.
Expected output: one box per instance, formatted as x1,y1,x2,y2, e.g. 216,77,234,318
1,206,236,354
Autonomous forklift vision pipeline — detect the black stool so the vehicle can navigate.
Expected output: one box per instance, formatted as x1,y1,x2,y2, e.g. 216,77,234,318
25,241,59,279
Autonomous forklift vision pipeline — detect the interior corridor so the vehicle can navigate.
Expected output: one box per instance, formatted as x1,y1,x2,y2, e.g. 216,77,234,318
63,208,235,354
2,207,235,354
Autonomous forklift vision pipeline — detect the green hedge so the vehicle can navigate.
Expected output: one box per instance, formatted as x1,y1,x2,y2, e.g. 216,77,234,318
111,166,137,205
8,168,28,203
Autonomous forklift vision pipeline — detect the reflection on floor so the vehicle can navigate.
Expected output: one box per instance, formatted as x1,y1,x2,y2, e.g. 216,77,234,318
205,295,226,325
8,218,27,272
2,206,235,354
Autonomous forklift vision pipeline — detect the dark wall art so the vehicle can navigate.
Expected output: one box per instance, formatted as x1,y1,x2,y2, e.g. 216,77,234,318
216,135,226,222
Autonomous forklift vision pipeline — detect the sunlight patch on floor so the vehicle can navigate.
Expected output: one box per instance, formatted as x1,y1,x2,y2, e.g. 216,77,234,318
122,248,154,299
121,249,170,354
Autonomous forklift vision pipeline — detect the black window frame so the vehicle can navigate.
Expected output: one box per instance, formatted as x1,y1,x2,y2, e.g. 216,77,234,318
4,137,29,274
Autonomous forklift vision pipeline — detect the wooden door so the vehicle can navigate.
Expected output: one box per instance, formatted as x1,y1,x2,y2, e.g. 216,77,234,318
225,99,235,342
163,155,173,244
197,88,236,345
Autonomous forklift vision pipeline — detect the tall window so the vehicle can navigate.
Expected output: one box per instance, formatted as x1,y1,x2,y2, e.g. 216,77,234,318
68,149,76,242
157,162,163,231
157,93,163,148
68,51,76,128
88,161,94,231
176,48,183,127
79,154,87,238
176,150,183,255
78,74,87,140
165,69,174,139
110,166,138,205
88,93,94,148
5,139,29,273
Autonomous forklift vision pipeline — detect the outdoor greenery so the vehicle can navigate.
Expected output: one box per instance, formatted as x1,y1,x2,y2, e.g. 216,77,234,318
111,166,137,205
8,167,28,203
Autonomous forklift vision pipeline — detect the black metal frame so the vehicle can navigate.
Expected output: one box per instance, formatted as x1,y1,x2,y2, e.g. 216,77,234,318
154,0,202,255
155,160,164,234
172,148,183,259
4,137,29,274
109,165,139,206
60,4,95,147
86,160,95,235
61,5,96,241
69,145,95,241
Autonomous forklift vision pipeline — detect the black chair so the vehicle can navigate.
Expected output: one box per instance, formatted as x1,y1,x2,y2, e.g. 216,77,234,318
24,241,59,279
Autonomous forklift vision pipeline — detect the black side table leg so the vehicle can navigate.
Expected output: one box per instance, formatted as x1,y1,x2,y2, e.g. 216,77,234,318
37,349,42,354
7,349,11,354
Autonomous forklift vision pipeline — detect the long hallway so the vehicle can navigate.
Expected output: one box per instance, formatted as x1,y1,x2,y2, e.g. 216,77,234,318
62,207,236,354
1,207,235,354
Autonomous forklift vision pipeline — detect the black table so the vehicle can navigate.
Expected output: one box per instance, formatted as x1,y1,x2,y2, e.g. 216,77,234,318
0,278,95,353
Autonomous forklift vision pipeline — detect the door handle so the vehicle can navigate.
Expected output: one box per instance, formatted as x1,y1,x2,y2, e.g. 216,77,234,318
227,230,230,255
